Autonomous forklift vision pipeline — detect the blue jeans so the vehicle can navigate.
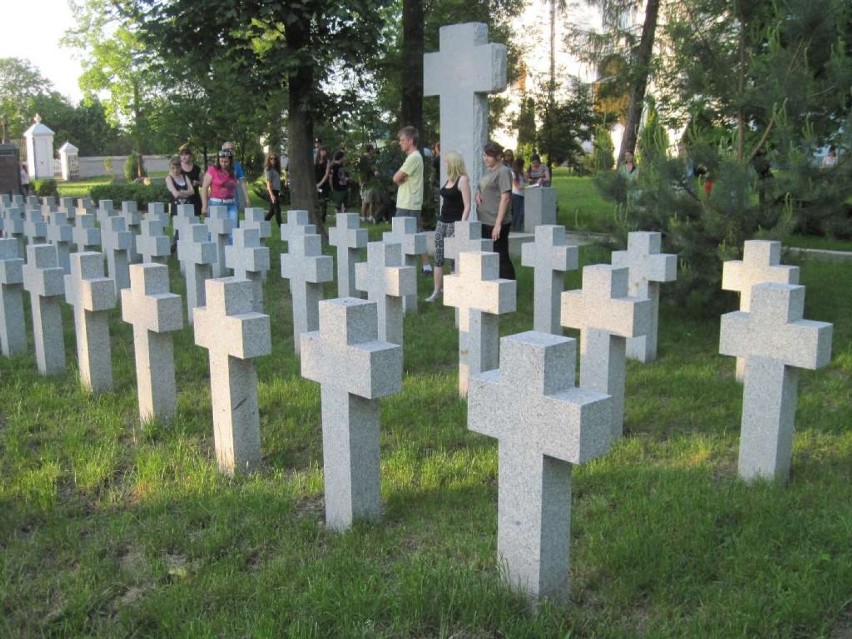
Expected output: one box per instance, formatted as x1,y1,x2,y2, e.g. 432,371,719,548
210,198,238,241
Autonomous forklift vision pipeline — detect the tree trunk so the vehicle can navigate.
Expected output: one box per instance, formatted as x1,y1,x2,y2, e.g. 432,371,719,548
617,0,660,164
285,22,322,237
400,0,424,134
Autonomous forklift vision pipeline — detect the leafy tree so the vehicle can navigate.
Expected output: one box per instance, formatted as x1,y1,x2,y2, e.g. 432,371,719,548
535,79,598,169
0,58,56,139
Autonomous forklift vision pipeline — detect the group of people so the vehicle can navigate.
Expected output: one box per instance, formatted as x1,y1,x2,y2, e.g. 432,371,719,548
390,127,554,303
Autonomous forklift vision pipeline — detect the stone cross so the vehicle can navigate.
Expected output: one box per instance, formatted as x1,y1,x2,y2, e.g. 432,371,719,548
64,252,116,393
382,215,428,313
194,277,271,474
121,263,184,423
72,213,101,253
468,331,612,603
722,240,799,380
444,251,516,397
523,187,557,232
121,201,142,264
146,202,168,225
0,238,26,356
96,199,114,227
611,231,677,362
25,195,41,210
137,218,171,265
57,197,75,218
177,223,216,324
173,203,198,245
23,210,47,245
301,298,402,531
242,207,271,243
561,265,651,439
424,22,507,197
3,206,26,257
280,209,315,245
719,283,832,483
101,214,133,294
329,213,367,298
521,225,579,334
280,232,333,355
354,241,417,345
75,201,95,222
46,211,74,274
224,227,270,313
443,219,492,264
22,244,66,375
207,205,233,278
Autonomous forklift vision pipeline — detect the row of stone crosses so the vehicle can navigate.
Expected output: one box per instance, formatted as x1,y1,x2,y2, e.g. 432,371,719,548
0,192,834,605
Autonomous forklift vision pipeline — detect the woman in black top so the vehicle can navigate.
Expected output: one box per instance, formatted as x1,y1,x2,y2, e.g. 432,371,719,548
178,144,202,216
426,151,471,302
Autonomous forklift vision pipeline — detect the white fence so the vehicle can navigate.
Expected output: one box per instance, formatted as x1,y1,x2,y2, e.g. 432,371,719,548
54,155,171,180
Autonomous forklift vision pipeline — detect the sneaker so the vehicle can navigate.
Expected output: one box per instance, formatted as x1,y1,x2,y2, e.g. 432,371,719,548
425,290,441,302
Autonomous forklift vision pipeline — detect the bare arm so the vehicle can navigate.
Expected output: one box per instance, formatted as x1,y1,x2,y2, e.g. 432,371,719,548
459,175,472,221
392,167,407,185
200,171,212,215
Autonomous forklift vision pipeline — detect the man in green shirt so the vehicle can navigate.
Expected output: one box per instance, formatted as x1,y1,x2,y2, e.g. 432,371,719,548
392,126,432,274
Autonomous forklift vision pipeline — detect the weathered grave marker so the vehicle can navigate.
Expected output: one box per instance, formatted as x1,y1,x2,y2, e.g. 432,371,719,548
301,298,402,531
444,251,516,396
354,241,416,345
469,331,611,603
122,263,184,423
207,205,233,278
611,232,677,362
329,213,367,298
521,225,578,334
22,244,66,375
722,240,799,381
522,187,556,232
242,208,271,243
225,227,270,313
719,283,832,482
280,232,333,355
65,252,116,393
72,213,101,253
194,277,271,474
561,265,651,438
424,22,507,198
137,218,171,265
46,211,73,274
101,214,133,294
121,201,142,264
0,238,26,356
177,223,216,324
383,215,428,313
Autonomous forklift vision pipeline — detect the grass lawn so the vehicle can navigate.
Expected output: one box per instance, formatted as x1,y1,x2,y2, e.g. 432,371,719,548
0,219,850,636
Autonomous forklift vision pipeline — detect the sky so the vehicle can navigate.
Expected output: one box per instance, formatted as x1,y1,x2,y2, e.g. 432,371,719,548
1,0,85,103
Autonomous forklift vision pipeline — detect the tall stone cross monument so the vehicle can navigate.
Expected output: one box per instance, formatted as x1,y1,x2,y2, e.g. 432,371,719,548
424,23,507,202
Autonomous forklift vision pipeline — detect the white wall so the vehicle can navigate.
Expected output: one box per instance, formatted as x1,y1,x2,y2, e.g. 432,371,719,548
65,155,171,180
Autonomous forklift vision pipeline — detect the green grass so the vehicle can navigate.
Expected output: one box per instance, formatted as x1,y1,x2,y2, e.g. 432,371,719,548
551,170,616,233
1,222,850,636
786,234,852,252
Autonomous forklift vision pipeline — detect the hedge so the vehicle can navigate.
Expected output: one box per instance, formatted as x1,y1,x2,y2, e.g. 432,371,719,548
89,182,171,211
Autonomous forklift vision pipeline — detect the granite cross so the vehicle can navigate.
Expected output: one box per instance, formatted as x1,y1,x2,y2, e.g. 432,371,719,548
65,252,116,393
382,215,428,313
424,22,507,196
354,241,416,345
719,283,832,482
101,214,133,294
46,211,74,274
177,223,216,324
72,213,101,253
722,240,799,380
301,298,402,531
194,277,271,474
611,231,677,362
22,244,66,375
521,225,578,334
561,265,651,439
137,218,171,265
444,250,516,397
121,263,184,423
224,227,270,313
329,212,367,298
207,205,233,277
280,232,333,355
0,238,26,356
469,331,611,603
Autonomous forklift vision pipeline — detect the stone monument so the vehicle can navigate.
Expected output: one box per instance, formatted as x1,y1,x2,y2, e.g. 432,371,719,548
469,331,612,603
719,283,832,482
177,223,216,324
194,277,271,474
354,241,416,345
22,244,66,375
329,212,367,298
611,231,677,362
521,225,578,335
280,232,333,355
0,237,26,356
301,298,403,531
382,215,428,313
